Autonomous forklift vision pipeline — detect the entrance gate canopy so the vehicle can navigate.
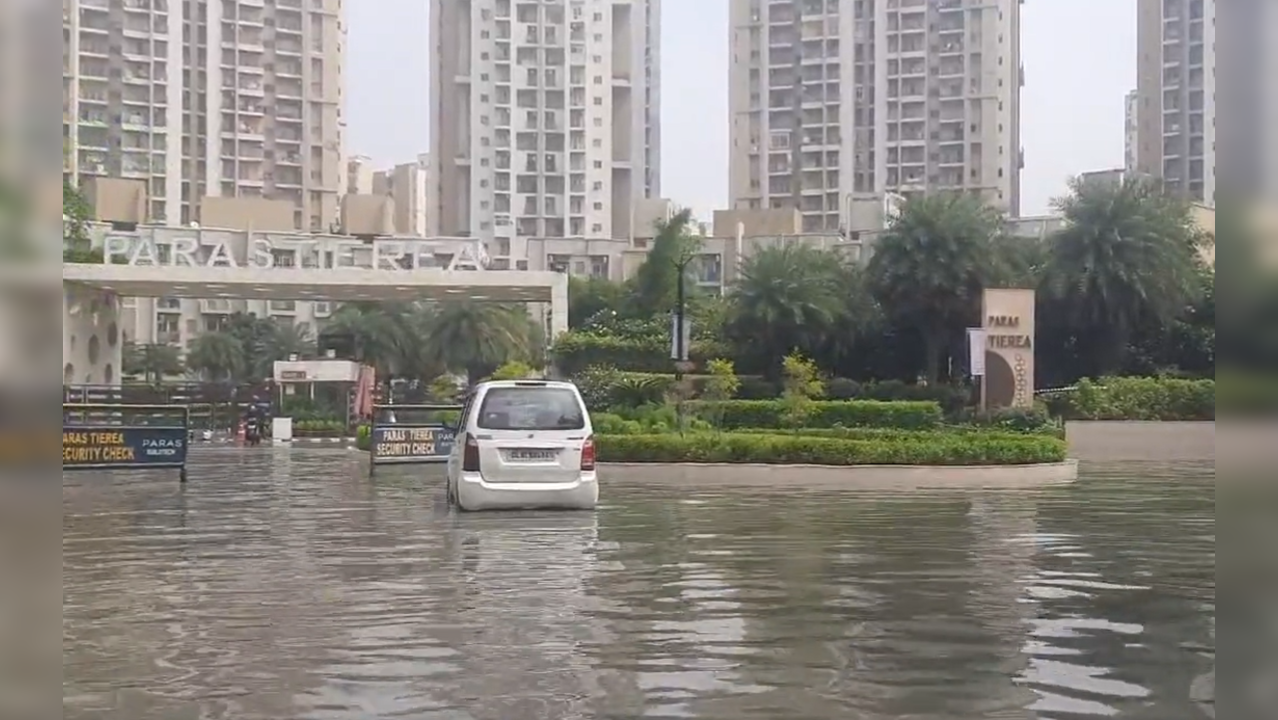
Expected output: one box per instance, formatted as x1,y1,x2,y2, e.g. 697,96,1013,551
64,225,567,306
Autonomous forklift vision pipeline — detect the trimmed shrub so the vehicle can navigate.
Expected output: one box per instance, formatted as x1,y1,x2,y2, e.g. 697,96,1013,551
685,399,943,430
593,408,713,435
951,404,1062,436
595,432,1066,466
1055,376,1214,421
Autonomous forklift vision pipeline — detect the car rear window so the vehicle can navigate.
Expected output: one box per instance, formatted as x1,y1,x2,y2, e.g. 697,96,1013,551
475,387,586,431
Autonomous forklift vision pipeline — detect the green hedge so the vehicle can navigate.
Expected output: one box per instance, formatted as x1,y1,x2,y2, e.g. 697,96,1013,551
1051,376,1214,421
950,405,1062,435
593,413,1060,440
684,399,943,430
572,366,973,412
595,432,1066,466
732,426,1063,442
293,419,347,436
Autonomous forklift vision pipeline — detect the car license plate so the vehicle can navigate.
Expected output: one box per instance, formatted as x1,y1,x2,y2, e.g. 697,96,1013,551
509,449,556,461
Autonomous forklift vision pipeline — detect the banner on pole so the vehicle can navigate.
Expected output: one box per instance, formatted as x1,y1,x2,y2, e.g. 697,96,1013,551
967,328,986,376
670,314,692,361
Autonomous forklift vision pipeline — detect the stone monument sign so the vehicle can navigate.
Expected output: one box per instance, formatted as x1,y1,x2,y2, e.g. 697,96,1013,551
981,288,1035,409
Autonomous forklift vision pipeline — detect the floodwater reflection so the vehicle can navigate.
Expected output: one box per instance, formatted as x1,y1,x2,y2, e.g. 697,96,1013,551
64,449,1214,719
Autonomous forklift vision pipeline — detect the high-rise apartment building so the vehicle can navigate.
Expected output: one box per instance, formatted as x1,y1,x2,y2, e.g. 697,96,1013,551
729,0,1023,232
428,0,661,255
62,0,346,230
1135,0,1215,203
373,161,429,236
344,154,375,195
1124,89,1139,173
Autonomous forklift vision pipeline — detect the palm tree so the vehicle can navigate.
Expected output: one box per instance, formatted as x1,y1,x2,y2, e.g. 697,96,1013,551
185,332,246,382
219,313,316,381
1043,176,1204,376
122,342,184,384
321,302,422,382
421,301,534,383
255,321,316,375
867,192,1005,384
727,244,847,378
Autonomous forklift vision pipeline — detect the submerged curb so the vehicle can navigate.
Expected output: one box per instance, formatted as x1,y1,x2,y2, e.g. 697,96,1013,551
598,459,1079,490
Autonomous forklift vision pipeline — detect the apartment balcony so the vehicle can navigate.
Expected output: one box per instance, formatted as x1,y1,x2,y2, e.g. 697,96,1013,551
79,91,109,106
121,19,152,37
122,48,159,64
226,121,265,138
78,42,110,58
76,130,110,150
121,90,159,107
236,10,266,26
121,159,153,177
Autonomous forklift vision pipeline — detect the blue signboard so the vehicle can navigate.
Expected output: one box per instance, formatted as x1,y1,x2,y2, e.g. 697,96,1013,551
370,424,456,465
62,426,188,469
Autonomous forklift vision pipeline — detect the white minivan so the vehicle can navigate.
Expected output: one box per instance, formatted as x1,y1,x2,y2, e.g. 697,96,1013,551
446,380,598,511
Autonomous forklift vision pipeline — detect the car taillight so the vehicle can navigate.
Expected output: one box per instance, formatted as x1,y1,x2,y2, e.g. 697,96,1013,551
580,435,596,471
462,433,481,472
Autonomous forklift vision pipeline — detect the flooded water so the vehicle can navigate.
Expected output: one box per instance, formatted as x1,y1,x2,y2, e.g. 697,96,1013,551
63,448,1215,720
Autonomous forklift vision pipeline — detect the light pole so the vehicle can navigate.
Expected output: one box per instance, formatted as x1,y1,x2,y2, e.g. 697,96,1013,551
672,254,693,382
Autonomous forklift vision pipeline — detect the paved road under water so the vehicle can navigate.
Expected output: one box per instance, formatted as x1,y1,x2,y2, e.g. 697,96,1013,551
63,449,1215,720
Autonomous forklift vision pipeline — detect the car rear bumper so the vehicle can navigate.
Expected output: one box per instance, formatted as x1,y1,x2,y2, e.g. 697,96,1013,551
456,471,598,511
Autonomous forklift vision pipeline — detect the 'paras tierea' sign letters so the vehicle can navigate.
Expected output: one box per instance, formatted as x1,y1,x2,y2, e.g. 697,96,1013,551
101,234,489,271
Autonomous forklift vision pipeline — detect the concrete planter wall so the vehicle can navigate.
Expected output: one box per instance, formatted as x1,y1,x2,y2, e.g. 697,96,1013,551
1066,421,1214,462
599,460,1078,491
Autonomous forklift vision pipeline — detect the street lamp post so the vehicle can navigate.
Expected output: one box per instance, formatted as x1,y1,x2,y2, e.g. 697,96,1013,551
672,255,692,382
